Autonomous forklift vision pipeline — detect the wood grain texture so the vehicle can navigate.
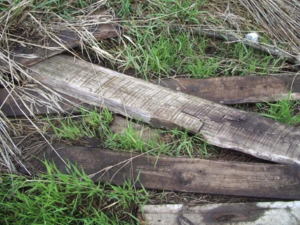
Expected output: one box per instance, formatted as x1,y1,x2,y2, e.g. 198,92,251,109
158,75,300,104
29,55,300,166
5,24,122,67
138,202,300,225
43,145,300,200
2,74,300,116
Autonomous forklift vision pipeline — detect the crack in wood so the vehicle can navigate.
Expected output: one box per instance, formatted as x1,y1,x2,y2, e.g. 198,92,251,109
181,109,204,132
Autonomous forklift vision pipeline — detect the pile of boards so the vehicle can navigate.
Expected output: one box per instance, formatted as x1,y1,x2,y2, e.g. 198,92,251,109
1,23,300,224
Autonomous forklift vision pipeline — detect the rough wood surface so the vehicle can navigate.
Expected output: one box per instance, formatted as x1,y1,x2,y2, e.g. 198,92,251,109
158,75,300,104
43,145,300,200
2,74,300,117
29,55,300,166
138,202,300,225
5,24,122,67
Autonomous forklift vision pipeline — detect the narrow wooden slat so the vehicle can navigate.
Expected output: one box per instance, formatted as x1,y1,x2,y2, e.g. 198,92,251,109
29,55,300,166
43,145,300,200
5,24,122,67
158,75,300,104
138,202,300,225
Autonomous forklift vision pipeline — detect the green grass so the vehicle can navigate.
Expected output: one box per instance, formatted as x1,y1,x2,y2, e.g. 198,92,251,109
46,108,113,140
257,93,300,126
101,0,287,79
1,0,98,20
47,111,211,158
116,26,284,79
2,0,296,223
105,125,211,158
0,162,148,224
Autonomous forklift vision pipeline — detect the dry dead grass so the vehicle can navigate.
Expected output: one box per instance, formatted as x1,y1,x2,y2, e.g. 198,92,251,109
0,0,117,173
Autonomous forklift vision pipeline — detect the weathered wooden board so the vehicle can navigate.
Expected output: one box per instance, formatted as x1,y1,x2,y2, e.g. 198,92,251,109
2,74,300,117
158,75,300,104
28,55,300,166
5,24,122,67
43,145,300,199
138,202,300,225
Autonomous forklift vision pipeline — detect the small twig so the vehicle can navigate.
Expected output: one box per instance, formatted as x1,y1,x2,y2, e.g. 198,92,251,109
172,25,300,64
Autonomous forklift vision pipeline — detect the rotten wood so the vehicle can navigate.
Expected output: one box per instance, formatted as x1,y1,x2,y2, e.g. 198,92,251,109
174,26,300,64
138,202,300,225
42,145,300,200
157,75,300,104
4,24,122,68
28,55,300,166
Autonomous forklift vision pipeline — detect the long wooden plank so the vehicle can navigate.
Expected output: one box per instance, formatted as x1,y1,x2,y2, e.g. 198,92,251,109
29,55,300,166
42,145,300,200
2,74,300,116
4,24,122,67
158,75,300,104
138,202,300,225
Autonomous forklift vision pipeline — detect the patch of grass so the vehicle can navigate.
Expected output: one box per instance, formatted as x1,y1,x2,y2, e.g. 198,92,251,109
106,120,211,158
257,94,300,126
220,42,285,76
111,0,208,22
47,112,211,158
104,0,287,79
0,161,148,224
1,0,98,19
165,129,210,158
117,0,133,19
105,120,159,152
33,0,97,18
46,108,113,140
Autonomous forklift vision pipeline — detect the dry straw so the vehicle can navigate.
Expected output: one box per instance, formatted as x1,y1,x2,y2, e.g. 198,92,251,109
0,0,115,173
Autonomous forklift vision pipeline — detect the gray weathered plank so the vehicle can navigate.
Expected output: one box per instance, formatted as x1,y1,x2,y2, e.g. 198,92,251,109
43,145,300,200
2,74,300,117
29,55,300,166
138,202,300,225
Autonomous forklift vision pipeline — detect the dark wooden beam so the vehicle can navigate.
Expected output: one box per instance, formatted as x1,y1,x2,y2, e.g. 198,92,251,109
158,75,300,104
43,145,300,200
